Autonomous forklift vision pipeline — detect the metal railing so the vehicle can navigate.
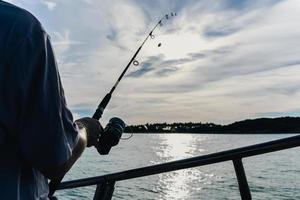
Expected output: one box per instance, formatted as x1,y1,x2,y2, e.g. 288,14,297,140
55,134,300,200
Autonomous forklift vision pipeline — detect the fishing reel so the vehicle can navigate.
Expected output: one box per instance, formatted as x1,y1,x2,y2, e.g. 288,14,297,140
96,117,125,155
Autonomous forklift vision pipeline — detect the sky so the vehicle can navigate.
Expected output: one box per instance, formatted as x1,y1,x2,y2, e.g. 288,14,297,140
6,0,300,125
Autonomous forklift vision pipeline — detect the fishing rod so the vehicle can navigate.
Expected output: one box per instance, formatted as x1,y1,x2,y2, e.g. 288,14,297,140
49,13,177,197
92,12,177,121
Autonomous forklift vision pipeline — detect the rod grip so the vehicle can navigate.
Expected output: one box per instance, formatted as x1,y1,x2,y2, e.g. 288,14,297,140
92,93,112,120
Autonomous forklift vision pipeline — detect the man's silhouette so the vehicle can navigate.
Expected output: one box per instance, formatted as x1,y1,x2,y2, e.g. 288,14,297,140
0,1,102,199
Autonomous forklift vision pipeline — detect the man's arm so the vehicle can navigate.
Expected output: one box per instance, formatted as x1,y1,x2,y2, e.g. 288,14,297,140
42,117,102,179
40,127,87,180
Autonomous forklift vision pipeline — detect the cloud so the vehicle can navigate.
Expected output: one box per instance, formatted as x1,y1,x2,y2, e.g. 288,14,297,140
126,55,164,78
51,30,84,55
42,0,57,11
127,52,206,78
8,0,300,124
126,62,155,78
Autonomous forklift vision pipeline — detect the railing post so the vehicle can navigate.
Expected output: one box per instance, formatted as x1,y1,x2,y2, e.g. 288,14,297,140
233,159,252,200
93,181,115,200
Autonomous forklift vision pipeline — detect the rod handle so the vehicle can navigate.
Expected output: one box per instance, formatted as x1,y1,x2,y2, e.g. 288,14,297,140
92,93,112,120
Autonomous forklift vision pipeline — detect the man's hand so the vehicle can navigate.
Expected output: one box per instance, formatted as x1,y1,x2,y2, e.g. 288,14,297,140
75,117,103,147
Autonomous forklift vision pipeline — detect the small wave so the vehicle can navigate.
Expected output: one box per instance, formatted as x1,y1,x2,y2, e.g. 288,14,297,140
137,186,159,194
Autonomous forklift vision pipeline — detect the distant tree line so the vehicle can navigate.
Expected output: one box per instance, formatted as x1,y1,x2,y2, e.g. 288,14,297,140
124,117,300,134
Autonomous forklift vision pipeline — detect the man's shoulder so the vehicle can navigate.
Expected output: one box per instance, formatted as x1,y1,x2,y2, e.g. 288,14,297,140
0,1,44,35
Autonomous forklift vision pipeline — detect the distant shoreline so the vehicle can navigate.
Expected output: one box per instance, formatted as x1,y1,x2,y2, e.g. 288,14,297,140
124,132,300,134
124,117,300,134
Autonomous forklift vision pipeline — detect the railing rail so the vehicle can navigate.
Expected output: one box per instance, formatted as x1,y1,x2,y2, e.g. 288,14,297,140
56,134,300,200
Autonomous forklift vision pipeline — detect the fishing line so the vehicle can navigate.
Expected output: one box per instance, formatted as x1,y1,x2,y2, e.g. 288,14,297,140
92,12,177,122
121,133,133,140
120,126,134,140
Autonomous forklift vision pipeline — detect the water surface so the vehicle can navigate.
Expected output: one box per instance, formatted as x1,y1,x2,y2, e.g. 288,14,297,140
56,134,300,199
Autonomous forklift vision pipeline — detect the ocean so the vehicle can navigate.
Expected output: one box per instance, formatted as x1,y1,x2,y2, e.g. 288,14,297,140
56,134,300,200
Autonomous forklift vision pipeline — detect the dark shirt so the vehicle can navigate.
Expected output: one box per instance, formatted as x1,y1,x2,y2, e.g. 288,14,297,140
0,1,79,199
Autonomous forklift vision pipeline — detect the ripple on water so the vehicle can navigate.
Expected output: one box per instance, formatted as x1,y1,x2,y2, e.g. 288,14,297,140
57,134,300,200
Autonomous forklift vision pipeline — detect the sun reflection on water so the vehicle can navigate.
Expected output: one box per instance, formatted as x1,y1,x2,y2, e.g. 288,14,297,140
155,134,206,160
153,134,209,200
